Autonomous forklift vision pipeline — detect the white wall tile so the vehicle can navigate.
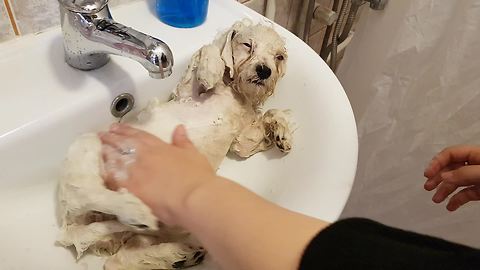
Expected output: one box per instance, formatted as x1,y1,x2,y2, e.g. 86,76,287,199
0,2,15,41
9,0,60,35
6,0,140,37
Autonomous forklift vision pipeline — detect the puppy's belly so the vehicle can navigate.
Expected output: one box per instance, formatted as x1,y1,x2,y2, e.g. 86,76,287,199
131,95,243,169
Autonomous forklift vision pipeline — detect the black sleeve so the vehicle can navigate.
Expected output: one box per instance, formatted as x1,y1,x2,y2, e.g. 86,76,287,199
299,218,480,270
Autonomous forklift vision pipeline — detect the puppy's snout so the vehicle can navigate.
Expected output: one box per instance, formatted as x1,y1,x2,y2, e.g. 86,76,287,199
256,64,272,80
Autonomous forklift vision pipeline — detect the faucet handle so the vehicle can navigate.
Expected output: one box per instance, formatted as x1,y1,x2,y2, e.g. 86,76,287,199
58,0,109,13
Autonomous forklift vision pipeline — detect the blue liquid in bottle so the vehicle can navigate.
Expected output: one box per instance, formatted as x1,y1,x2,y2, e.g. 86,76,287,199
156,0,209,28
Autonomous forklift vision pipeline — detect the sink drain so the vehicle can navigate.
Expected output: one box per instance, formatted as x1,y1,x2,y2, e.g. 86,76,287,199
111,93,134,118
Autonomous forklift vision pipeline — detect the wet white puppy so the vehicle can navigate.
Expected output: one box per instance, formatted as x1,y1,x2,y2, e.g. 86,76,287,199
57,20,293,270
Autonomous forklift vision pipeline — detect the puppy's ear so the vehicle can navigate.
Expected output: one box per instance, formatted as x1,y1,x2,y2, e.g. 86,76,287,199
213,20,250,79
219,29,236,79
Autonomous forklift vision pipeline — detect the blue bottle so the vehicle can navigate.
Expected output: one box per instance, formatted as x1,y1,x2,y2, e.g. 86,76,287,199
156,0,209,28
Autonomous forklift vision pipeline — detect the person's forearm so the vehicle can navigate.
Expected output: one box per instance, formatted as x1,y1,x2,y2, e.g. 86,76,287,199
176,177,329,270
99,124,329,269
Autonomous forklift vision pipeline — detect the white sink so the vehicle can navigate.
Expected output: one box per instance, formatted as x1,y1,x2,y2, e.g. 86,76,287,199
0,1,357,269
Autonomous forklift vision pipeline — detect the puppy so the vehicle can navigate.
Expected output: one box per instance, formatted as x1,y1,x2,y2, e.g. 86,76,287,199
57,20,293,270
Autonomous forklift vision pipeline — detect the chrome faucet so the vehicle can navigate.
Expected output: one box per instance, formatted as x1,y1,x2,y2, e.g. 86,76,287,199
58,0,173,79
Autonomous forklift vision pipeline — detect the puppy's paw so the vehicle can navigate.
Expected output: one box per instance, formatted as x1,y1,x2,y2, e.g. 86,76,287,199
263,109,294,153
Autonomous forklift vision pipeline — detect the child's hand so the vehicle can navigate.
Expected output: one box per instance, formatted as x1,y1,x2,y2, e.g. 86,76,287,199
424,145,480,211
99,123,218,225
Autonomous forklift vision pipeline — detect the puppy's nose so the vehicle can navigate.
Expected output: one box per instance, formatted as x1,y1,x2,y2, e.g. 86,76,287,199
256,64,272,80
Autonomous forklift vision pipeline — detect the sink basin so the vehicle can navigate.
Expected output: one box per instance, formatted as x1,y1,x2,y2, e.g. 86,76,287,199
0,1,357,269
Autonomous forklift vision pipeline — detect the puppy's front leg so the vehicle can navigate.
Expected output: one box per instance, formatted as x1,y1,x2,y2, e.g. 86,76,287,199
174,45,225,99
230,109,294,158
230,116,273,158
263,109,294,153
173,51,200,100
196,44,225,90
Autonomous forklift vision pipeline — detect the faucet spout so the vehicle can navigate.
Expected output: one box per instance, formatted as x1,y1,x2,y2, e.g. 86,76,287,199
59,1,173,79
93,18,173,78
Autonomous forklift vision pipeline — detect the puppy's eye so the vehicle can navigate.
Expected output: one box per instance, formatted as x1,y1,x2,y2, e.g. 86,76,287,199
276,55,285,61
243,42,252,48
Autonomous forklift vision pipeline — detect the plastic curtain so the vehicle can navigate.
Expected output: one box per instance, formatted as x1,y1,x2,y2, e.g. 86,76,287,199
337,0,480,247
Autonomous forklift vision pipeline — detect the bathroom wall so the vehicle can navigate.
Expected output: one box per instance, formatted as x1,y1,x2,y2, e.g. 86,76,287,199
239,0,335,53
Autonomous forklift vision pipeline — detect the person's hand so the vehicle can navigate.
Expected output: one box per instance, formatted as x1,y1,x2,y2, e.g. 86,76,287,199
98,123,217,225
424,145,480,211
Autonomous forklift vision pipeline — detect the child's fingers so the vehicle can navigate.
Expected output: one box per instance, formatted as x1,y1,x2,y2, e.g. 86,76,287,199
442,165,480,186
101,144,132,191
424,162,465,191
424,158,443,179
110,123,166,147
424,174,443,191
432,182,458,203
446,186,480,211
99,131,131,150
172,125,194,149
424,145,480,178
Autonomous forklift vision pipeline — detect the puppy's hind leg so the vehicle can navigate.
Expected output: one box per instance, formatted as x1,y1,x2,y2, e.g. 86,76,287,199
104,235,206,270
57,221,133,258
